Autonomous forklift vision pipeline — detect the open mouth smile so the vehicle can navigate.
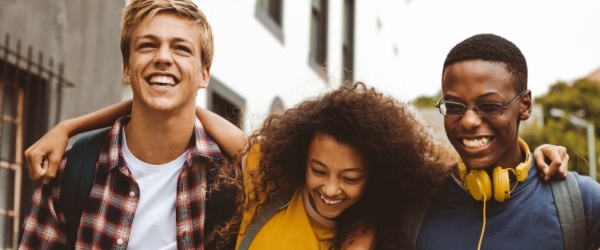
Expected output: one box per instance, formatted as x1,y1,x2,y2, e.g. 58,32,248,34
319,193,344,205
461,137,493,148
147,75,178,86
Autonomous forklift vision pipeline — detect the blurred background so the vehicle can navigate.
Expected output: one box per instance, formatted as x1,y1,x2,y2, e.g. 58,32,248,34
0,0,598,248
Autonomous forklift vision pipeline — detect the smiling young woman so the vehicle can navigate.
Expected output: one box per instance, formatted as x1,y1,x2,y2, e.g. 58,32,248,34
236,82,453,249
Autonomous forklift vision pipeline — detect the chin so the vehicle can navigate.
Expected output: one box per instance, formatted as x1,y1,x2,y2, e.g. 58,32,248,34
315,203,343,219
149,100,180,111
463,158,494,170
320,211,340,220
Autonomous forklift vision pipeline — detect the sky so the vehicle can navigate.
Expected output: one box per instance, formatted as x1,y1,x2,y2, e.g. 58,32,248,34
375,0,600,101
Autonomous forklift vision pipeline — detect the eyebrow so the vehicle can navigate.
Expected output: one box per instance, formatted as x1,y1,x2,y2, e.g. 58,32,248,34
134,34,193,45
309,159,365,173
443,92,502,102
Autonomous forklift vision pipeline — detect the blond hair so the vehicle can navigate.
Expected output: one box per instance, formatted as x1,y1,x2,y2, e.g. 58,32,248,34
120,0,214,68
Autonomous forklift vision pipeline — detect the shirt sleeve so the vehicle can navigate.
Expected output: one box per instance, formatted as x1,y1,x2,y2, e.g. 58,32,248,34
575,173,600,249
18,158,70,250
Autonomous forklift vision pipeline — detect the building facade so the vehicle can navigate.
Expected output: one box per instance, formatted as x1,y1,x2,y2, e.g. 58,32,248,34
0,1,123,248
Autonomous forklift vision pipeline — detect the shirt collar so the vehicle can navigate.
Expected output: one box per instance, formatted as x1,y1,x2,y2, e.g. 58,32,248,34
97,115,224,173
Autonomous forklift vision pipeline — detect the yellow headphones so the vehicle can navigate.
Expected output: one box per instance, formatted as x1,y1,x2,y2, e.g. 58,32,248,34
457,138,531,202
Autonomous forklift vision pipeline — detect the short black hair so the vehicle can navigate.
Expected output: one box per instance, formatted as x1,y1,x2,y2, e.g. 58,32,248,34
442,33,528,93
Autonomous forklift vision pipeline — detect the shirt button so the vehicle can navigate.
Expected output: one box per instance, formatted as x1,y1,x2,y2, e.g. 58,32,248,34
129,191,135,197
117,238,124,245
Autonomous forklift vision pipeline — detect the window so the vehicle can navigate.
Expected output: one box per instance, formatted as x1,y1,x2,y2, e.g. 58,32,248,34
258,0,283,26
0,75,23,250
309,0,328,74
0,34,70,249
0,58,48,249
256,0,284,43
269,96,285,115
342,0,355,82
206,78,245,129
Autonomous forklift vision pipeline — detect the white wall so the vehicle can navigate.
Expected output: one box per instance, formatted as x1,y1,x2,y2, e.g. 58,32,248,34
353,0,405,99
120,0,407,133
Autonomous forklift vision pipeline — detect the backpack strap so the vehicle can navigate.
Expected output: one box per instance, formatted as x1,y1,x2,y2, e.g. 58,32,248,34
401,198,431,250
60,127,110,247
550,171,585,250
237,187,296,250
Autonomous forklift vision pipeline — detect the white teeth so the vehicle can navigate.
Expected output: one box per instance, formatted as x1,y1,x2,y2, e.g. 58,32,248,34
462,137,490,148
149,75,176,86
320,194,342,205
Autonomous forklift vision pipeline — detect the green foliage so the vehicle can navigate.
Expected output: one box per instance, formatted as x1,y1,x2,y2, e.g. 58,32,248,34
412,91,442,108
536,79,600,128
521,78,600,179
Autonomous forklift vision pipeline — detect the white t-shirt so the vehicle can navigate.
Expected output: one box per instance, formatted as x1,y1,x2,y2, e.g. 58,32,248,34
122,129,187,250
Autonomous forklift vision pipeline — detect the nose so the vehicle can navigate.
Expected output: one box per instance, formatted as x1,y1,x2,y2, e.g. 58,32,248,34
322,178,342,197
460,107,482,130
153,45,173,67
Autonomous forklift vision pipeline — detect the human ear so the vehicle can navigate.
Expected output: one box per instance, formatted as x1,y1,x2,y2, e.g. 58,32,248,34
198,66,210,89
122,61,131,85
519,89,532,120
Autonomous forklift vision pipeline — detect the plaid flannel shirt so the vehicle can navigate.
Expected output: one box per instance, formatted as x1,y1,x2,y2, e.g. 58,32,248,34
19,116,225,250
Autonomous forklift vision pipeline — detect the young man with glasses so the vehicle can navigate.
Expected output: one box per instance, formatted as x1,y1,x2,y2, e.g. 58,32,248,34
414,33,600,249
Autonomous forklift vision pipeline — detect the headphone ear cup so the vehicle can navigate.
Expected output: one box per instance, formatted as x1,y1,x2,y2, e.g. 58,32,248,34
464,171,492,201
493,167,511,202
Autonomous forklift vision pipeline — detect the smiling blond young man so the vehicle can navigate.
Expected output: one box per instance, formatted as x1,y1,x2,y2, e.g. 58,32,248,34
414,34,600,249
18,1,238,249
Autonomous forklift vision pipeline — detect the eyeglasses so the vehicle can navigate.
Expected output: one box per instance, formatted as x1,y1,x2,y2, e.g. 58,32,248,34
436,90,527,117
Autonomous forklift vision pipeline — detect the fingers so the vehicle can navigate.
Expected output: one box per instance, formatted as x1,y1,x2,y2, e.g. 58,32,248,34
546,146,568,181
24,124,71,183
42,153,62,185
556,149,569,180
534,144,568,181
544,156,560,182
24,147,47,181
533,147,551,181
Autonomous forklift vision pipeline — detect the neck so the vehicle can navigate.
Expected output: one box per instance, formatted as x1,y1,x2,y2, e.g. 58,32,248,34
125,108,196,165
498,138,530,170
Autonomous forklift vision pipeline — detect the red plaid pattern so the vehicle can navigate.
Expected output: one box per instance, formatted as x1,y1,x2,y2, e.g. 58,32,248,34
19,116,225,250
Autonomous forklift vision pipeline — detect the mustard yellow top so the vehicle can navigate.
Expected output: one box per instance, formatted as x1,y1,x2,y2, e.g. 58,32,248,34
236,145,335,250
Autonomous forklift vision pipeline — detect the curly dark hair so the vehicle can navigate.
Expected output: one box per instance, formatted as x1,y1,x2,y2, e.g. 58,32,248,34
442,33,528,94
206,157,244,249
245,82,450,249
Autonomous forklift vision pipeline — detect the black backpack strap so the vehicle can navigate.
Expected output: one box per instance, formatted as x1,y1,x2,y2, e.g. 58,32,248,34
401,198,431,250
550,171,585,250
60,127,110,247
237,187,296,250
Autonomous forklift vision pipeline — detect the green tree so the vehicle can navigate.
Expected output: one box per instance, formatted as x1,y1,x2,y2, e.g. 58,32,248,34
521,79,600,179
412,90,441,108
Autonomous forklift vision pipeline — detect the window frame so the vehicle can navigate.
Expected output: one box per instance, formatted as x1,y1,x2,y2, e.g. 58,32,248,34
206,77,246,129
255,0,284,43
342,0,355,82
308,0,329,80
